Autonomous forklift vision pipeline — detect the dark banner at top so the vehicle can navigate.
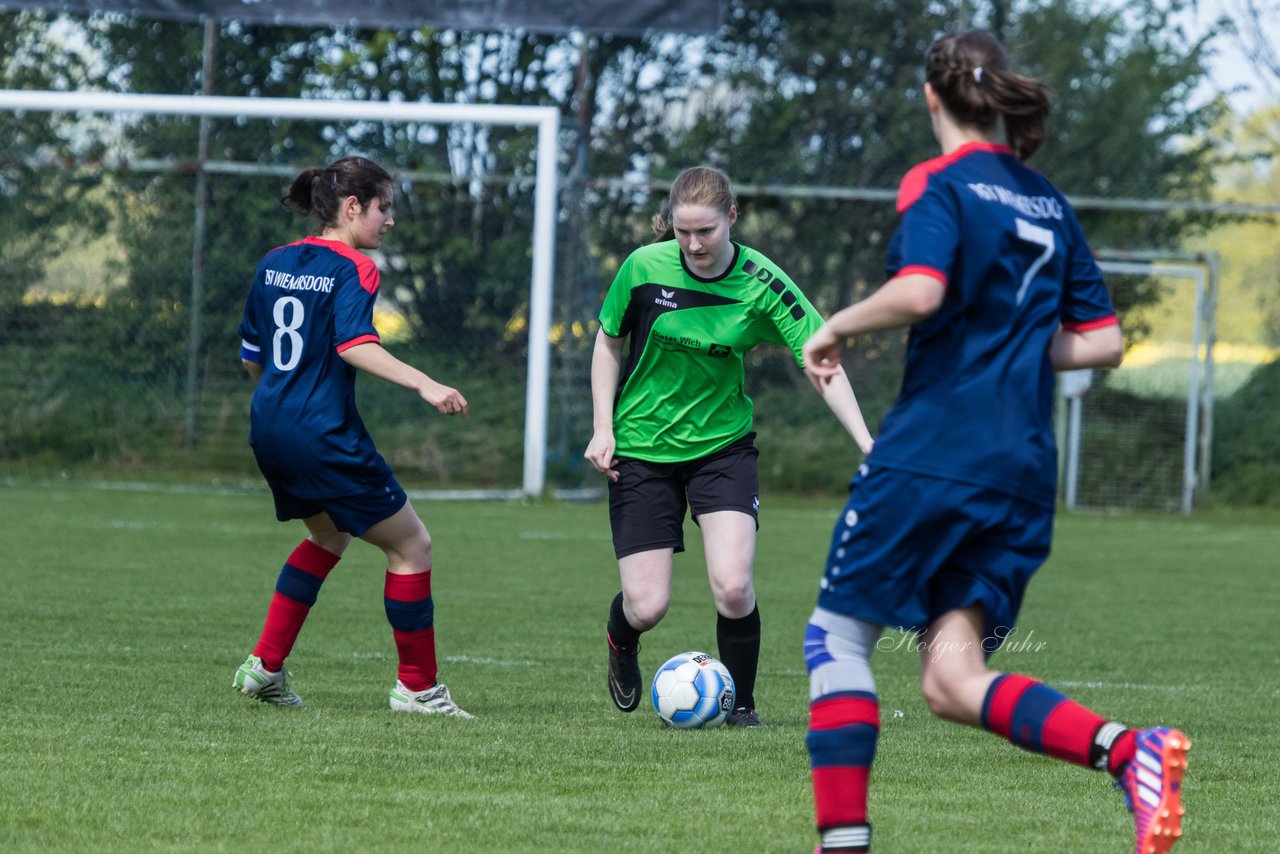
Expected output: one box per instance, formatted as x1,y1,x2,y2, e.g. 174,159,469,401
0,0,725,35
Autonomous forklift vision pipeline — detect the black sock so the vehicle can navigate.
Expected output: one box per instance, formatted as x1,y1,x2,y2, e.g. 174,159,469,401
717,604,760,709
607,592,641,649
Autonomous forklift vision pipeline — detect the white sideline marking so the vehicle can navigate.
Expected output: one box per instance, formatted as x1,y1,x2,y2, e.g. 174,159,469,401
2,478,541,502
1058,680,1201,692
518,530,611,541
444,655,538,667
352,652,537,667
98,518,260,534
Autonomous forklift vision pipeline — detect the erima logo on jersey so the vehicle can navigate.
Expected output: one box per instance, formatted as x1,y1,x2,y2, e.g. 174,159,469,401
655,289,678,309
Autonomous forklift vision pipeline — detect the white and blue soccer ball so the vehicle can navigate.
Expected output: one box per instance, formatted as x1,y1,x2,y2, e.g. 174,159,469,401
651,651,735,729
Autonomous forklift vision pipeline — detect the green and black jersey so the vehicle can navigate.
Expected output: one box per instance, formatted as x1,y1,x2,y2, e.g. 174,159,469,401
599,239,822,463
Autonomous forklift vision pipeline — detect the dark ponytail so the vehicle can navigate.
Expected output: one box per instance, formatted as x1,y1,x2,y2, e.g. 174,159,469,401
281,155,394,230
925,30,1051,161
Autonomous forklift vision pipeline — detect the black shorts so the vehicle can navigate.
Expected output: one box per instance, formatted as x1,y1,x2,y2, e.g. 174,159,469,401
607,432,760,559
269,475,408,537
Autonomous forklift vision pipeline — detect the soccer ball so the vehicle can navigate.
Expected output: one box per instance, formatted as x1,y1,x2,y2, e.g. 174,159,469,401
651,651,735,729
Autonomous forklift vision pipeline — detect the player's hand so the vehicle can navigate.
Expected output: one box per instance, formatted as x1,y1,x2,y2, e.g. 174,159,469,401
421,380,469,417
802,324,845,394
584,430,619,481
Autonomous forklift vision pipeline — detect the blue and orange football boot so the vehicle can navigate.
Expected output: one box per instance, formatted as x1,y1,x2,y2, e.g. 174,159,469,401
1118,727,1191,854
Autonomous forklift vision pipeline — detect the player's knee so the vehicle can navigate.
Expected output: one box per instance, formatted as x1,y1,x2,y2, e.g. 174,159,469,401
312,531,353,556
920,671,963,720
415,528,433,565
627,596,668,630
710,578,754,615
385,529,432,574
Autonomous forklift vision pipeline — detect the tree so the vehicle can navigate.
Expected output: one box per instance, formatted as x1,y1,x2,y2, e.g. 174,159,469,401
0,11,106,306
570,0,1225,472
1200,104,1280,346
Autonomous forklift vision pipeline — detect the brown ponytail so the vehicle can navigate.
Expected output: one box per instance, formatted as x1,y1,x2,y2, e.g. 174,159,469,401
925,30,1051,161
281,155,394,230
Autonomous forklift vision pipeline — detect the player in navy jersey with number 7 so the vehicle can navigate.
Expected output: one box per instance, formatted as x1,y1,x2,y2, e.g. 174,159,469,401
800,32,1189,854
585,166,874,728
231,155,472,718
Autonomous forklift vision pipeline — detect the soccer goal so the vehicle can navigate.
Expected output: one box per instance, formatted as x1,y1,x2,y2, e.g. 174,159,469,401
0,89,559,498
1056,252,1217,514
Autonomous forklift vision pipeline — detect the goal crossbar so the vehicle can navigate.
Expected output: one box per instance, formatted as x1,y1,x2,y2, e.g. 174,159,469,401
0,89,560,498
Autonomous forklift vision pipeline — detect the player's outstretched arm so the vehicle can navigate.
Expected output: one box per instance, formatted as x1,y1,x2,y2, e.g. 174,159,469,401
804,271,945,387
583,328,624,481
1050,323,1124,371
339,341,468,417
811,365,874,456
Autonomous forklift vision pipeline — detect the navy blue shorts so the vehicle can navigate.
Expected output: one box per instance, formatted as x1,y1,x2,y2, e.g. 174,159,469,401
608,432,760,559
816,465,1053,652
268,476,408,537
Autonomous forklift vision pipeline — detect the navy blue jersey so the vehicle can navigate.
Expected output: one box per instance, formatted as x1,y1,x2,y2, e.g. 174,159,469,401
870,142,1117,508
238,236,393,498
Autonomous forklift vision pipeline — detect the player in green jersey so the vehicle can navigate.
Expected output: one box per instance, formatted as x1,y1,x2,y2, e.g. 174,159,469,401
585,166,874,726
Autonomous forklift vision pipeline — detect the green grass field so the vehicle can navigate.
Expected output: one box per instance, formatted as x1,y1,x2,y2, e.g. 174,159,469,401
1,482,1275,852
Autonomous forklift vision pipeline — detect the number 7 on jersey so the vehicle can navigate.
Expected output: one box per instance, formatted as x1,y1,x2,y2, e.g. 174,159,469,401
1014,217,1055,306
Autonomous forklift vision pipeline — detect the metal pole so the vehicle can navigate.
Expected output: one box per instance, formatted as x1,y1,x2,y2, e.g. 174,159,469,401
1182,268,1206,515
1065,396,1083,510
183,18,217,451
520,109,560,497
1198,253,1219,496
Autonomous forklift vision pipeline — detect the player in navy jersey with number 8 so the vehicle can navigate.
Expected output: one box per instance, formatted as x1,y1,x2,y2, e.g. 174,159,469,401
231,156,472,718
799,32,1189,853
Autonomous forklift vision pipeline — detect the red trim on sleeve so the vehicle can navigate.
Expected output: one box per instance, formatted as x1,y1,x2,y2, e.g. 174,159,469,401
896,160,941,214
301,236,380,294
1062,315,1119,333
896,142,1014,213
336,333,381,353
896,265,948,286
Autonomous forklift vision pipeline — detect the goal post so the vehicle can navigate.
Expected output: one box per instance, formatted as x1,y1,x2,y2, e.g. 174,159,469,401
0,89,559,498
1058,254,1217,514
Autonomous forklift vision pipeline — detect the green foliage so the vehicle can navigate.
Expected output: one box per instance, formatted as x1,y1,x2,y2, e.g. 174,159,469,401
0,2,1248,491
1,485,1277,850
1196,104,1280,347
1211,356,1280,506
0,12,108,304
747,341,903,494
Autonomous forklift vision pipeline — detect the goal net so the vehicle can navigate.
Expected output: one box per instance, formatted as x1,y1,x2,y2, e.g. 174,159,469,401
0,90,558,497
1057,255,1216,513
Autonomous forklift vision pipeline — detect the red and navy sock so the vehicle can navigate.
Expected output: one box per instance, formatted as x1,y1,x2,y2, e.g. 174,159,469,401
981,673,1135,774
252,539,341,672
384,570,437,692
808,691,877,853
